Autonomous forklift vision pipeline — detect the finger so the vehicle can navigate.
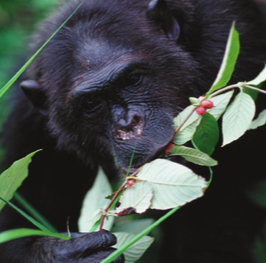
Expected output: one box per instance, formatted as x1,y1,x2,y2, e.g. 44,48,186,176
72,230,117,252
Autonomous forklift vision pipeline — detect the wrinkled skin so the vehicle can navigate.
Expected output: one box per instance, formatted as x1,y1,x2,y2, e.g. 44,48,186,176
0,0,266,262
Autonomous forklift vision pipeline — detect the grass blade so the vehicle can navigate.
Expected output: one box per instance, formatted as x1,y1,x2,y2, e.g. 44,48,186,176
0,3,82,98
0,228,69,244
14,192,57,232
0,196,51,232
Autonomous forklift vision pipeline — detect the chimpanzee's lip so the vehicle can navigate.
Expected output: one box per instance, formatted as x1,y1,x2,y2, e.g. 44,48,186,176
120,136,175,176
154,140,175,159
152,130,176,160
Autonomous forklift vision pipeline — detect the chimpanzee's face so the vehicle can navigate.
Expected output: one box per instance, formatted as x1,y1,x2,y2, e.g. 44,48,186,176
68,42,178,170
24,1,200,172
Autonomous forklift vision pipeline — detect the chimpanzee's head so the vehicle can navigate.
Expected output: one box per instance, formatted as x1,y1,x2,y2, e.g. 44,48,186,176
20,0,264,173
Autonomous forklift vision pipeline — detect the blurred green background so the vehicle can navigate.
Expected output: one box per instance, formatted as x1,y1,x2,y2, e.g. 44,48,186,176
0,0,60,159
0,0,60,88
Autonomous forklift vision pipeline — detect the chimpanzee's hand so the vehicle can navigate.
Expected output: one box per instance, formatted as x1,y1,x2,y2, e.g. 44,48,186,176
38,230,124,263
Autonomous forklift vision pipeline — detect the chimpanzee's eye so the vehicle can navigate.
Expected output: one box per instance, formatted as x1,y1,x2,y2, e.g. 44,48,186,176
123,73,143,87
82,96,102,113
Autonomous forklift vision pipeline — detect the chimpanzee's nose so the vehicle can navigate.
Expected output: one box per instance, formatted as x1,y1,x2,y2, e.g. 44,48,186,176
116,111,143,140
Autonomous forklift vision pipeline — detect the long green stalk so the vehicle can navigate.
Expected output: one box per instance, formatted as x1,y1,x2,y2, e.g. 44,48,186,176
0,196,50,232
0,3,82,98
0,228,69,244
101,207,180,263
14,192,57,232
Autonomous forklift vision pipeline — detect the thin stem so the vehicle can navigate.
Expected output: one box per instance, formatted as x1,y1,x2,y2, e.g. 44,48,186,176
244,85,266,95
126,148,136,177
100,207,180,263
126,176,143,181
126,167,141,178
174,107,197,136
207,83,266,100
99,181,127,230
207,167,213,187
208,84,239,99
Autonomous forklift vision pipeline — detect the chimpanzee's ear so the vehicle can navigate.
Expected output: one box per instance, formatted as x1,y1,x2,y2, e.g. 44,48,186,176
20,80,47,115
147,0,180,41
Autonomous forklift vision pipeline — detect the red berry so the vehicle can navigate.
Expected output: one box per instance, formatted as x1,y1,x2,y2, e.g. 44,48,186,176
164,143,175,155
117,211,124,216
126,179,135,188
196,106,206,115
201,99,214,109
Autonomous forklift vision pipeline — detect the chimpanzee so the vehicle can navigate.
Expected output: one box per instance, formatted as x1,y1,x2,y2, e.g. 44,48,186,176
0,0,266,262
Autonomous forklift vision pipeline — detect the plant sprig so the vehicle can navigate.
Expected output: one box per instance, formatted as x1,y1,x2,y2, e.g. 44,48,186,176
91,23,266,262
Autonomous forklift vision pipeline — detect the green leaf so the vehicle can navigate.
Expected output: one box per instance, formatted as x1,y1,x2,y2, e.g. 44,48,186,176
249,109,266,130
192,112,219,155
0,228,69,244
78,167,114,232
86,213,102,233
170,145,218,166
116,181,153,215
244,64,266,100
114,232,154,263
0,150,41,213
0,4,82,98
189,97,199,105
112,219,154,234
207,23,240,95
243,87,258,101
174,105,201,145
209,91,234,119
137,159,207,210
222,91,255,146
246,64,266,87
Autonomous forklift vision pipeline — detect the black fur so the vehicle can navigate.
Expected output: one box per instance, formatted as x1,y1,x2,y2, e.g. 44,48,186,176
0,0,266,262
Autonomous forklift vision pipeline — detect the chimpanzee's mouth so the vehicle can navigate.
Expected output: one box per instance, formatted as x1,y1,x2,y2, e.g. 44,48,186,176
120,139,175,176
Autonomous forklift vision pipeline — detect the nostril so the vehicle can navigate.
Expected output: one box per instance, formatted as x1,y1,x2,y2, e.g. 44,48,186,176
131,114,142,127
118,114,142,131
116,114,143,141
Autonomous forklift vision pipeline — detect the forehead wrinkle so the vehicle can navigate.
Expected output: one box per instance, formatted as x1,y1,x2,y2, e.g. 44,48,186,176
67,53,147,100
